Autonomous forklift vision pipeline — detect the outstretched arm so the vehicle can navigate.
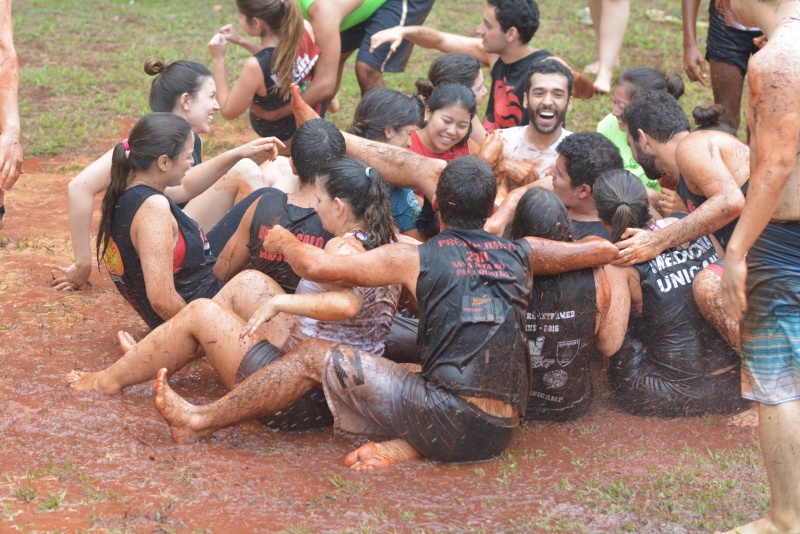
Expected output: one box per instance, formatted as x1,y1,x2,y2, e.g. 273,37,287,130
0,0,22,191
523,236,618,275
370,25,496,67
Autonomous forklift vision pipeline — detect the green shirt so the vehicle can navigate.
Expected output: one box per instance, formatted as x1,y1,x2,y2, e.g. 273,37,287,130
597,113,661,192
298,0,388,31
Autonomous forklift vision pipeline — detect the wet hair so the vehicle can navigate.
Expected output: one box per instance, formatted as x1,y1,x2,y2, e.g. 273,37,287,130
487,0,540,44
346,89,420,142
236,0,304,99
623,90,691,144
508,187,574,242
316,157,395,249
425,83,477,148
291,119,346,185
692,104,738,137
555,132,623,188
525,59,574,100
616,66,684,101
436,155,496,229
144,57,212,113
593,169,651,242
97,113,193,265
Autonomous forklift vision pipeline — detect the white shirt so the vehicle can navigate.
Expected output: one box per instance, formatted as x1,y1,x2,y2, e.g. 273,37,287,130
499,127,572,179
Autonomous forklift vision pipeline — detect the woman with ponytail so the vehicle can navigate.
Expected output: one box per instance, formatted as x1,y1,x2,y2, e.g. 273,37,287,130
592,169,748,418
69,155,400,434
54,57,281,291
209,0,321,141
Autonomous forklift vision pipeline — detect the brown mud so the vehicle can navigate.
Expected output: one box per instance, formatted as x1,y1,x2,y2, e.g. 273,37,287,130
0,155,767,532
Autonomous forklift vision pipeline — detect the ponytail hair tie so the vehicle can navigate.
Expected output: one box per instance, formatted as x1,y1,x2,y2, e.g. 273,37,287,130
365,166,372,178
122,139,130,151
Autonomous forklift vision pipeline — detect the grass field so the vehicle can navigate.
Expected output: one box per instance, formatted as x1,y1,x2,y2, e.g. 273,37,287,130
14,0,717,158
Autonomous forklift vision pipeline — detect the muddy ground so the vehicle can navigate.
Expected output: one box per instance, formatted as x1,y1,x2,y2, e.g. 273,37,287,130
0,150,768,533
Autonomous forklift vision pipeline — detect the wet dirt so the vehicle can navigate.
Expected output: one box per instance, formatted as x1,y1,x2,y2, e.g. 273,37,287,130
0,156,767,532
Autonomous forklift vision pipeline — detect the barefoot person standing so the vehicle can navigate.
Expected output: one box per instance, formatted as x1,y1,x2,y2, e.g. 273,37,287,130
721,0,800,531
0,0,23,230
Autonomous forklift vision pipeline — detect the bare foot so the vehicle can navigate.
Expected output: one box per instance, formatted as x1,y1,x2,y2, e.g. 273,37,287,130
66,370,102,391
291,83,320,127
153,368,207,443
729,406,759,428
116,331,136,354
344,439,420,471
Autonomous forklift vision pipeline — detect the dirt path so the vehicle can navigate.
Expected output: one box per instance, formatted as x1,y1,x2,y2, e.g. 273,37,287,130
0,156,767,532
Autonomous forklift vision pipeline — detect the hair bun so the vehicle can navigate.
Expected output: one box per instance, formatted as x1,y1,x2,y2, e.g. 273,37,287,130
143,57,166,76
414,78,435,99
692,104,725,128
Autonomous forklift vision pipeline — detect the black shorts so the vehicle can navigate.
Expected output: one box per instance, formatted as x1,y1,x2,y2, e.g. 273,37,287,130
341,0,436,73
237,340,334,432
705,1,762,75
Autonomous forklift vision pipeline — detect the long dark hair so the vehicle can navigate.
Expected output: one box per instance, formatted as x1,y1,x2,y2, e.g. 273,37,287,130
96,113,193,266
144,57,212,113
425,83,476,149
508,187,574,242
346,88,419,142
316,157,395,249
593,169,651,242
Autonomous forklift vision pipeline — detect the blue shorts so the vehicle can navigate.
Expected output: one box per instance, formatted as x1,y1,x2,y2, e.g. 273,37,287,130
705,1,762,75
340,0,436,73
741,222,800,404
387,186,421,233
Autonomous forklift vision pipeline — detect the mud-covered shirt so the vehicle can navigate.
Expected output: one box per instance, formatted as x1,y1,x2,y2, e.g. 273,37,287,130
416,228,533,415
675,172,748,249
247,188,332,294
103,185,220,329
483,49,552,132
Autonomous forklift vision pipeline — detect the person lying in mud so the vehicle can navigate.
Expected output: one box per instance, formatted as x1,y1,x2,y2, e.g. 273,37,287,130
85,113,281,330
213,119,344,292
594,169,749,418
52,57,281,291
148,156,618,471
69,156,400,435
504,187,630,421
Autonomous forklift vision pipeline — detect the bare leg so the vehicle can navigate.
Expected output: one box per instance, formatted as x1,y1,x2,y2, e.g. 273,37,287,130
344,439,421,471
153,338,333,441
693,268,740,352
67,299,259,394
709,60,745,133
721,401,800,533
593,0,630,93
355,61,387,96
184,159,267,232
729,405,759,427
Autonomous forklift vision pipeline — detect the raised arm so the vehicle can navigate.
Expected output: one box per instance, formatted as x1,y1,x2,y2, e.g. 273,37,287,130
370,25,496,67
209,33,264,121
484,182,536,236
682,0,708,86
0,0,22,191
218,23,263,55
523,235,618,275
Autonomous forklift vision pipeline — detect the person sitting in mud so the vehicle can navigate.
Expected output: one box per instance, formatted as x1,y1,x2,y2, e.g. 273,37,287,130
506,187,629,421
147,156,618,470
594,169,749,418
213,119,344,291
92,113,282,329
614,90,750,352
69,156,400,434
52,58,282,291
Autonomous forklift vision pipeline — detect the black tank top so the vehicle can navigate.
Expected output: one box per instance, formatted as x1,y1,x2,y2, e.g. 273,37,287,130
633,220,739,380
572,219,611,241
525,268,598,419
675,173,748,249
192,133,202,166
247,188,333,294
483,49,553,131
416,228,533,415
103,185,219,329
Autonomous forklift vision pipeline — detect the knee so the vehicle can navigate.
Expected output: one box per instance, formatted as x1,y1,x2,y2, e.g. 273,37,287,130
230,158,263,183
692,267,722,302
355,61,384,89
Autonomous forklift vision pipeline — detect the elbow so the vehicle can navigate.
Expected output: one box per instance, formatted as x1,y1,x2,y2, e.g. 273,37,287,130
339,299,361,320
219,108,239,121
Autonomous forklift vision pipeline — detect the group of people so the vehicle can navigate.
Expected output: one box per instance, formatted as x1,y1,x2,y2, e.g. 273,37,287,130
0,0,795,531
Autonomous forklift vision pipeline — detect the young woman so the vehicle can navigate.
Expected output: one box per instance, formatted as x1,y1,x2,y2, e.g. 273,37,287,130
593,169,747,418
209,0,321,141
414,53,488,145
346,88,421,235
596,67,685,192
53,58,278,291
68,156,400,432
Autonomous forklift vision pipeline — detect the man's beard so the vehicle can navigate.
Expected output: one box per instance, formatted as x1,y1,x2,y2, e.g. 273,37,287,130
634,140,664,182
528,105,567,135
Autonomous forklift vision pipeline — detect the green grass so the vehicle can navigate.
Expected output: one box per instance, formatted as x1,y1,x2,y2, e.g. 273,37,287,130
14,0,719,157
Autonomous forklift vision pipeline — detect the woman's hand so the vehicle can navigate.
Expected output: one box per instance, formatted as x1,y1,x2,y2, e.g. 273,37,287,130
655,187,686,217
50,263,92,291
208,33,228,59
238,137,286,165
218,24,243,46
261,225,296,255
242,300,278,338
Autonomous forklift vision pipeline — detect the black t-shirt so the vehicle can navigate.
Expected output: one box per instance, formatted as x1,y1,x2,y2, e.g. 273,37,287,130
192,133,202,166
103,185,220,329
525,267,598,420
247,188,333,294
483,49,552,131
416,228,533,415
572,219,611,241
675,173,748,249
